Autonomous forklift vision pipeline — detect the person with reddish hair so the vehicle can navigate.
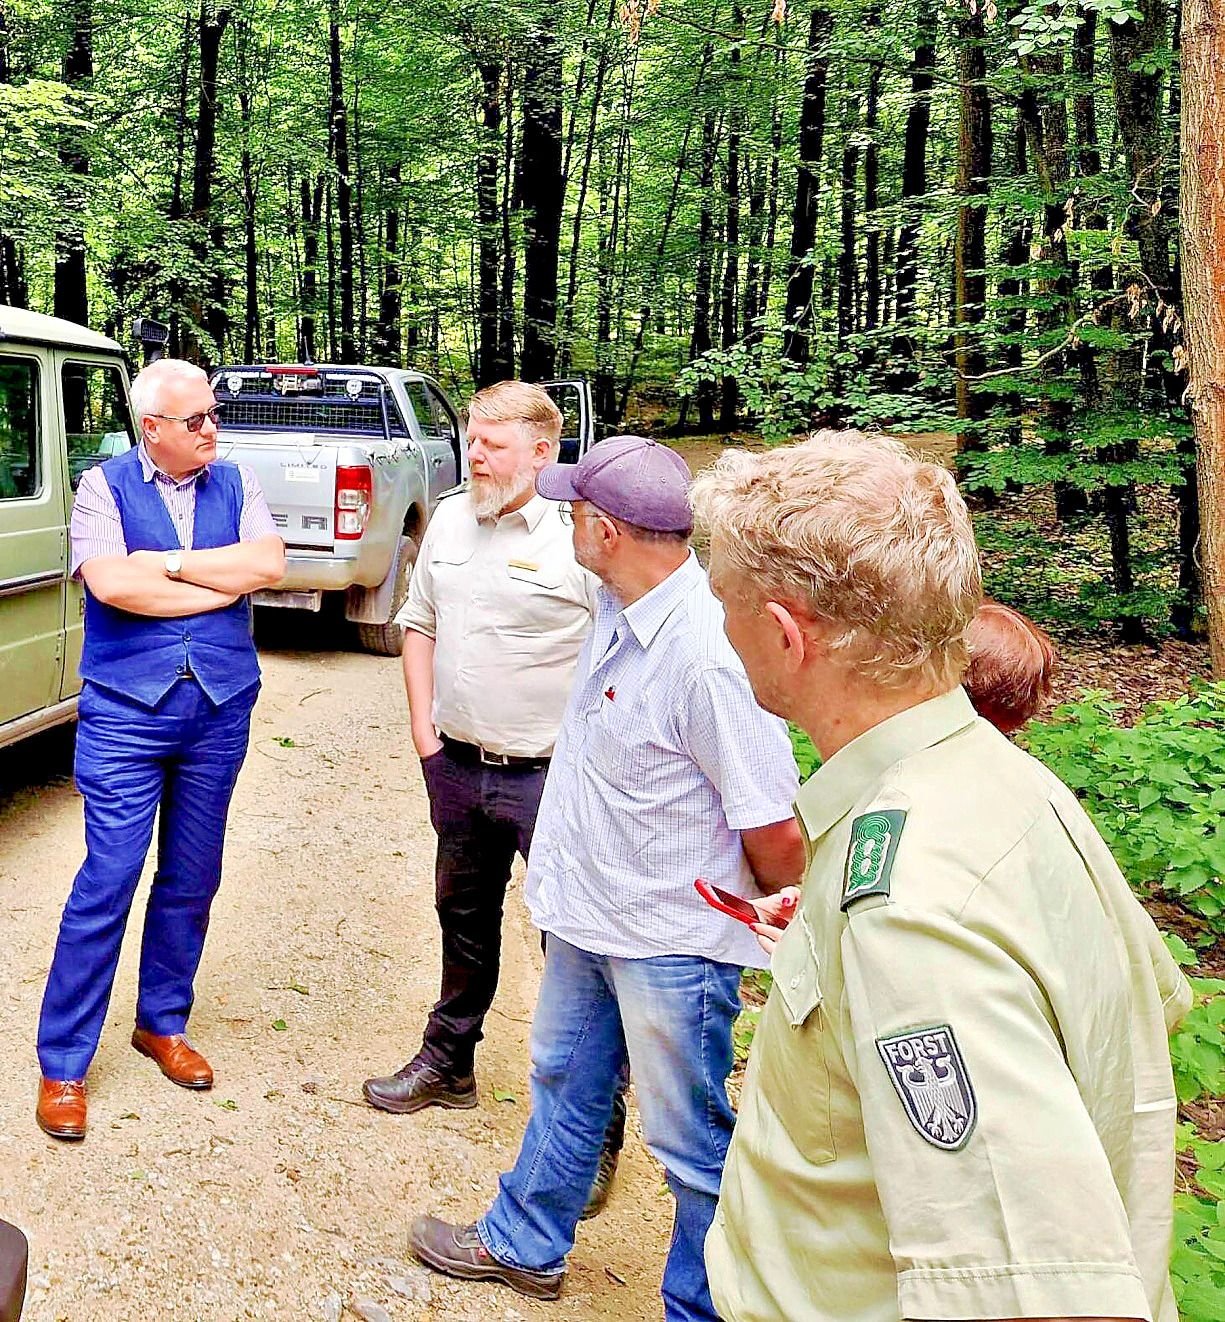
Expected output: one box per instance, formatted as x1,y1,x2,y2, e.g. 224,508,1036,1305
964,600,1056,733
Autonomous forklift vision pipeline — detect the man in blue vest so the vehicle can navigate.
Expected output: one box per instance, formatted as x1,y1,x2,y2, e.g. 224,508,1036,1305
35,358,285,1141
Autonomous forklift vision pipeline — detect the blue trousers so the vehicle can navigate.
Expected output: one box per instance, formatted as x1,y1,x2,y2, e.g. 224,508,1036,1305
37,678,256,1081
478,935,742,1322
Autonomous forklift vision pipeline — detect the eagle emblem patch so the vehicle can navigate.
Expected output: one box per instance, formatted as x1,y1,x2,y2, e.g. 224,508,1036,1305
841,808,906,910
876,1025,977,1150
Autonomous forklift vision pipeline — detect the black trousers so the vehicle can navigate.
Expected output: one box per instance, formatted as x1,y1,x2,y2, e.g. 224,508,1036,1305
418,744,547,1076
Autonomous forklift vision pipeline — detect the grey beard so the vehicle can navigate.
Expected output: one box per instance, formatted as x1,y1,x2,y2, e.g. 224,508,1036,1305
470,466,536,520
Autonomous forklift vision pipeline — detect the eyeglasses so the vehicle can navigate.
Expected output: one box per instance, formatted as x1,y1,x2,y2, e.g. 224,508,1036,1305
558,501,603,527
151,405,224,432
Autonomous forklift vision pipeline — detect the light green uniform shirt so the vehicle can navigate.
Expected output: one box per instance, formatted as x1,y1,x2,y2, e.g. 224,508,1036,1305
707,687,1192,1322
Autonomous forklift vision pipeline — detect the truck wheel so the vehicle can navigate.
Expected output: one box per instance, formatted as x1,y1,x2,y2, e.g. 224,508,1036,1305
357,534,418,657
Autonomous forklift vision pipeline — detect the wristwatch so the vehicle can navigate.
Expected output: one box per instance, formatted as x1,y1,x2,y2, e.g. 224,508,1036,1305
164,551,184,579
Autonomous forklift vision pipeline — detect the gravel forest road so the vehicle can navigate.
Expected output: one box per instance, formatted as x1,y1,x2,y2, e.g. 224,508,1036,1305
0,619,666,1321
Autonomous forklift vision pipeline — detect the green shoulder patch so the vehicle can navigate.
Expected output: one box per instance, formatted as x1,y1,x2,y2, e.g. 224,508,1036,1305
841,809,907,911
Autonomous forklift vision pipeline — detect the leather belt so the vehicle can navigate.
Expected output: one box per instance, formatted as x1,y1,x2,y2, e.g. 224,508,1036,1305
440,734,549,771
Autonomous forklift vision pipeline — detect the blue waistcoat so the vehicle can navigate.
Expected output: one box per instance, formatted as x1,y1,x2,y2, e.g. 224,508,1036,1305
80,446,260,708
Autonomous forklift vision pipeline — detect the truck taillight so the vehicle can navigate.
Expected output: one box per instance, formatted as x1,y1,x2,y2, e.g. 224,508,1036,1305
335,465,372,539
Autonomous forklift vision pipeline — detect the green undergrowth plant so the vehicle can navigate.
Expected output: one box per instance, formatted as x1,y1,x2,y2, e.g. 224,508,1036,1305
1021,686,1225,938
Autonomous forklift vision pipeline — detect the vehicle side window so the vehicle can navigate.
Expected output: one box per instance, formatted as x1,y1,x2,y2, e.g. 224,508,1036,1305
0,358,40,501
545,383,583,464
62,361,135,490
402,382,436,439
423,386,459,445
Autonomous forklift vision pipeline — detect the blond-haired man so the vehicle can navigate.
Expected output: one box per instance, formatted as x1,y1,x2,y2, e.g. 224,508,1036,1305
363,381,597,1115
692,432,1191,1322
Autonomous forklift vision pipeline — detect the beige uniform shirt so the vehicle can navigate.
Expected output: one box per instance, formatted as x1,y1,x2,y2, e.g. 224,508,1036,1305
707,687,1192,1322
395,489,596,757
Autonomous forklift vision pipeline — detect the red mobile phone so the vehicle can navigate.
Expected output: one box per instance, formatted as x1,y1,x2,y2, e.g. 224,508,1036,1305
695,878,778,928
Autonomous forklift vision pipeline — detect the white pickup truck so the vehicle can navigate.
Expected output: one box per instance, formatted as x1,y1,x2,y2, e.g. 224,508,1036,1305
210,364,594,654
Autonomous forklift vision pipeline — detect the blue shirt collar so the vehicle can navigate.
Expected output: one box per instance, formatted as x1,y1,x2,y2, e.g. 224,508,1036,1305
612,550,701,649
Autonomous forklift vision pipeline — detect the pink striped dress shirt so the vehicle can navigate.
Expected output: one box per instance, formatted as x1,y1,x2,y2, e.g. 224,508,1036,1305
70,445,277,577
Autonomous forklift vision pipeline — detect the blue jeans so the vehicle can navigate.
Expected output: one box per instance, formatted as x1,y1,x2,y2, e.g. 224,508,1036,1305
478,935,741,1322
37,678,256,1080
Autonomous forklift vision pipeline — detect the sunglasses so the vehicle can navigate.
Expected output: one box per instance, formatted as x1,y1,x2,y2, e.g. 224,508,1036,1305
151,404,224,433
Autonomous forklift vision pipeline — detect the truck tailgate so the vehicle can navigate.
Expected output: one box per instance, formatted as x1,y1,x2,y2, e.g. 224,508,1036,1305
217,432,337,550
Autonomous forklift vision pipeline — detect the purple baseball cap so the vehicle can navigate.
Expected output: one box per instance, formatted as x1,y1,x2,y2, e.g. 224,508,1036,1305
536,435,693,532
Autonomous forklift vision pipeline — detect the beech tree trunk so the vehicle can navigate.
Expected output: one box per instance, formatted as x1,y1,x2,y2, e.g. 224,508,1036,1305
499,64,518,379
300,175,324,361
1019,40,1086,520
835,95,860,376
720,6,744,430
329,9,355,363
863,23,882,337
887,0,936,389
781,3,833,367
1181,0,1225,672
690,112,718,431
182,1,232,364
476,61,505,385
0,5,26,307
954,8,993,449
520,18,564,380
54,0,93,329
374,162,402,366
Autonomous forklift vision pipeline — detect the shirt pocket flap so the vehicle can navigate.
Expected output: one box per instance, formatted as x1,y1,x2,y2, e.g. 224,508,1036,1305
771,914,823,1028
506,563,564,590
433,546,474,568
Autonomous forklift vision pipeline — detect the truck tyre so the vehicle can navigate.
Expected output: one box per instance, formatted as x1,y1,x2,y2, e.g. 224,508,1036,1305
357,534,418,657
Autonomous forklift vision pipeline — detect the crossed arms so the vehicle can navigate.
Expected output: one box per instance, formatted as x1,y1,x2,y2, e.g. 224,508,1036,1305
80,537,286,619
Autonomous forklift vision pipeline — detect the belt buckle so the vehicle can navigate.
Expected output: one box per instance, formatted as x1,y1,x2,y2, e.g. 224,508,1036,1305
479,746,510,767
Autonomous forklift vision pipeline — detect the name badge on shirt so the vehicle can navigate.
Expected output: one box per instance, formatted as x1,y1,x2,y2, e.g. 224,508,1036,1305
508,558,540,572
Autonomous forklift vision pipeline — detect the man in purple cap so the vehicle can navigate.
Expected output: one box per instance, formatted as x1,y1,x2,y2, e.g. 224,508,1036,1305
408,436,805,1319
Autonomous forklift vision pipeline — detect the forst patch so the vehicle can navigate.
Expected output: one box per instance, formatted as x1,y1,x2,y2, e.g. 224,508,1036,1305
876,1024,977,1150
841,808,906,910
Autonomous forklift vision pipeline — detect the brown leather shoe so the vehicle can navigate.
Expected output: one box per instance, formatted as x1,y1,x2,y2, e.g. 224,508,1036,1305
408,1216,563,1300
131,1028,213,1089
36,1077,86,1140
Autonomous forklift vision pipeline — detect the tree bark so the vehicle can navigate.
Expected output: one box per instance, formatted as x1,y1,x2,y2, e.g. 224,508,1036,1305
520,17,564,380
499,63,518,379
781,3,833,366
691,112,719,431
476,61,505,385
887,0,936,389
835,95,860,372
863,23,882,337
0,5,26,308
1180,0,1223,667
954,7,993,450
758,60,784,327
54,0,93,329
181,1,232,364
237,21,259,362
329,8,355,363
300,175,324,361
374,162,403,367
720,5,745,430
1019,36,1086,520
